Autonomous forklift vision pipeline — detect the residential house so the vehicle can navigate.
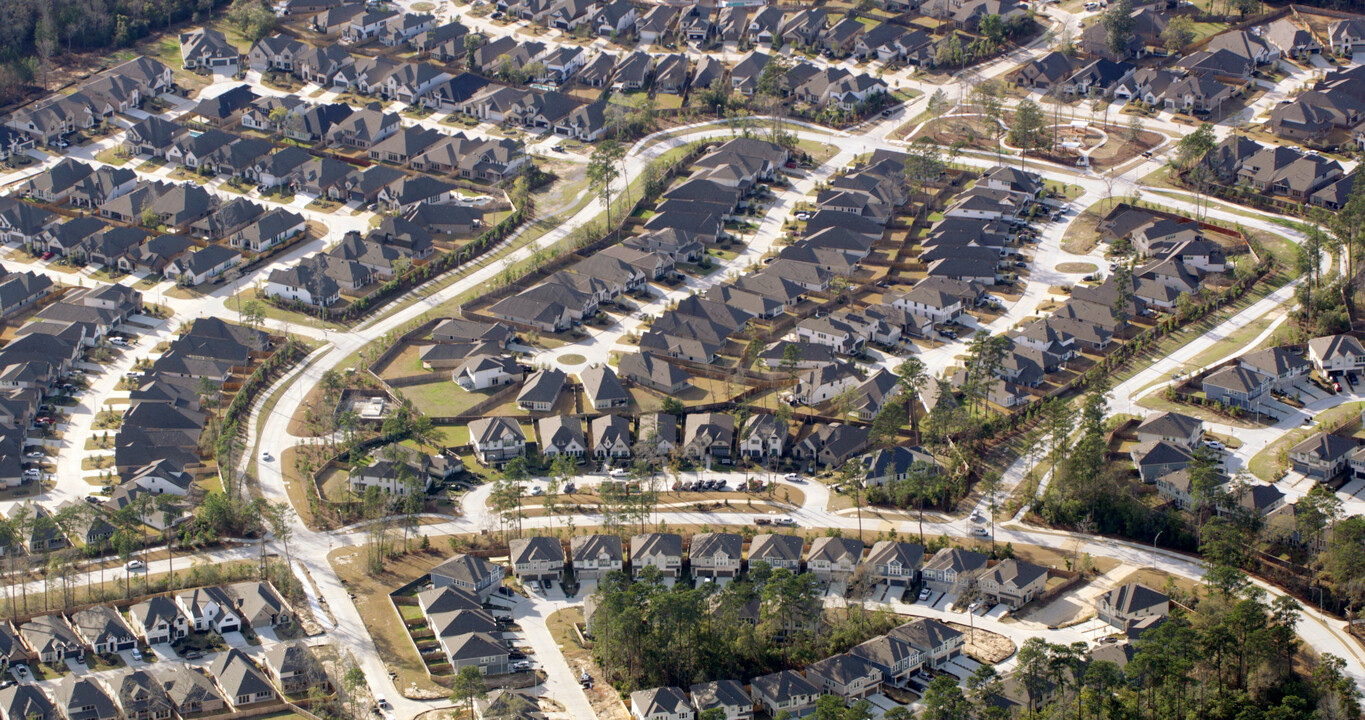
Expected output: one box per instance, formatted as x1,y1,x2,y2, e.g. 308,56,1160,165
209,649,276,709
571,535,623,580
630,688,694,720
631,533,683,578
803,654,882,701
749,671,818,719
431,553,505,602
1096,582,1170,630
975,559,1049,608
537,415,586,459
865,541,924,587
921,548,988,593
689,533,743,579
806,537,864,583
509,537,564,582
468,417,525,466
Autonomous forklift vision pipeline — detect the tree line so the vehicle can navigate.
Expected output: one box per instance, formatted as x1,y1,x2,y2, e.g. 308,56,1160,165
919,524,1358,720
589,564,899,693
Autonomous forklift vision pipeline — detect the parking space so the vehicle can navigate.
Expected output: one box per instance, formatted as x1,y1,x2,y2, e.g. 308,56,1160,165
825,582,848,598
933,592,957,610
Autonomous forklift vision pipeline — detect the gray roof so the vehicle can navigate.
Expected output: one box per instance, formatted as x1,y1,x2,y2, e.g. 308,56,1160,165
866,541,925,571
517,368,567,406
1099,582,1168,615
689,532,742,561
209,648,274,700
631,532,682,560
510,536,565,566
114,669,174,719
571,534,623,564
689,679,749,712
923,547,988,575
977,558,1048,590
54,676,117,718
156,664,226,712
1135,411,1201,439
749,533,803,565
630,687,690,717
750,670,818,703
431,553,501,586
808,536,864,565
579,365,628,404
890,617,962,652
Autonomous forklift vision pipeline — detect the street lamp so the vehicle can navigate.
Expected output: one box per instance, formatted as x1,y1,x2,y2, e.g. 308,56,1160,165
1151,530,1162,571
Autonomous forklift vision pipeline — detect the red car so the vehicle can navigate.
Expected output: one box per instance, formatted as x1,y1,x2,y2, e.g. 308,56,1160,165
40,252,53,261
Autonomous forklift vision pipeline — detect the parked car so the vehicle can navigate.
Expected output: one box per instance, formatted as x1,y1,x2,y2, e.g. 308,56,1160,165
126,560,145,571
918,588,931,601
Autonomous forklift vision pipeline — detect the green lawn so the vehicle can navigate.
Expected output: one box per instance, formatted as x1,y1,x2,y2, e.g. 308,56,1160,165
396,381,495,419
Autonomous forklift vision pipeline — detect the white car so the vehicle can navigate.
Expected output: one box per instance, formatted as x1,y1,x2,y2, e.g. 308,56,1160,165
126,560,145,571
108,336,127,346
130,649,142,661
609,468,629,478
262,452,273,462
24,452,42,460
783,473,804,483
971,526,989,537
1204,439,1225,451
918,588,931,601
22,469,40,479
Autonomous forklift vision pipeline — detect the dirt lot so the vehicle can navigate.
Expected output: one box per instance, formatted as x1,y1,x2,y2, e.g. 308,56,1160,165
949,623,1016,664
329,545,466,700
547,609,629,720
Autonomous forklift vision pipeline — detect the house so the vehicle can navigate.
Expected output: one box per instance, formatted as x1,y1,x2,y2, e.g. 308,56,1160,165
863,446,940,487
53,676,117,720
1235,347,1310,392
571,534,623,580
453,354,523,391
806,537,864,583
439,632,510,676
263,643,323,695
180,28,238,70
69,606,136,655
682,412,733,461
164,245,241,287
469,417,525,466
975,559,1048,608
1265,18,1322,59
111,669,175,720
209,649,277,708
20,615,83,664
1096,582,1169,629
1135,412,1202,450
803,654,882,700
538,415,586,458
156,665,226,717
1309,334,1365,376
689,532,742,579
888,618,963,669
509,537,564,582
1289,432,1357,481
749,671,819,719
1131,440,1194,483
739,414,786,459
0,685,56,720
1202,366,1272,412
921,548,988,593
517,368,566,412
792,423,869,470
127,596,189,646
630,687,694,720
591,415,632,460
177,587,241,634
619,352,691,394
749,533,803,572
689,680,751,720
848,635,918,687
1218,483,1286,519
631,533,683,578
866,541,924,587
580,365,629,410
1331,18,1365,55
431,553,505,601
348,453,437,496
